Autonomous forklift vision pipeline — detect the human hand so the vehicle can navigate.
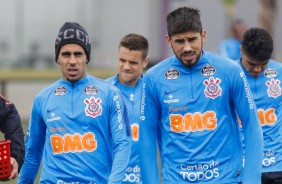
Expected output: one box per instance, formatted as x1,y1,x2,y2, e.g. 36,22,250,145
9,157,18,179
0,157,18,181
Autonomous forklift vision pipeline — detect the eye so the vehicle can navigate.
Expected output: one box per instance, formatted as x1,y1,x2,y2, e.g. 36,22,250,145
188,37,197,42
119,58,126,63
129,61,139,65
74,52,84,57
61,52,71,56
175,39,184,44
262,62,268,67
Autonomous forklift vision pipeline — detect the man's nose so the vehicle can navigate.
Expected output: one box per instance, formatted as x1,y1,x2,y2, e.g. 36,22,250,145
69,54,77,64
253,65,262,72
183,41,192,51
123,61,131,69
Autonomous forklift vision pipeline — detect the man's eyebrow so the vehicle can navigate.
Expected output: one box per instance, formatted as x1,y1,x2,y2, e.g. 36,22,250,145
61,51,84,55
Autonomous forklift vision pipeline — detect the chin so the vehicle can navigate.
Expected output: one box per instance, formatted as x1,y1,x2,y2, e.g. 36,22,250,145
251,73,261,78
67,77,79,82
183,62,195,68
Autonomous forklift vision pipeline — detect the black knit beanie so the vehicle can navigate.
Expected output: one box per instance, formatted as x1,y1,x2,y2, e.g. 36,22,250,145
55,22,91,63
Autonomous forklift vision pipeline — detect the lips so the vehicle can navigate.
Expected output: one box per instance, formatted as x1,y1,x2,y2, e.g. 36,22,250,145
252,73,260,78
182,53,195,61
67,68,78,75
121,70,132,75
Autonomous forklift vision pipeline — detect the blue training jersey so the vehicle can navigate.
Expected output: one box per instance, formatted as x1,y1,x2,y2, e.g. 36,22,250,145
107,75,143,184
237,59,282,173
18,74,131,184
139,51,263,184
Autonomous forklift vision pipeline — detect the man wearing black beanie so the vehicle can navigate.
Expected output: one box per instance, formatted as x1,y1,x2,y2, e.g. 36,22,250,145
18,22,131,184
55,22,91,63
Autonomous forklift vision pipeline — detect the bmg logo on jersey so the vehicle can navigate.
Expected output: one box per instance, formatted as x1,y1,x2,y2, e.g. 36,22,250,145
258,108,277,126
131,124,139,141
50,132,97,154
238,108,277,127
170,111,217,132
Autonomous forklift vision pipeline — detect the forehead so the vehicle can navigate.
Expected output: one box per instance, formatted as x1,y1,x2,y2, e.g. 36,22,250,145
119,47,143,59
243,54,269,65
60,43,85,52
171,32,200,39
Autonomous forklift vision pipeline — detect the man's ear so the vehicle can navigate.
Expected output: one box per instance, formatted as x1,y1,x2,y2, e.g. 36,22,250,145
201,30,207,42
143,57,149,69
165,35,172,48
239,45,243,56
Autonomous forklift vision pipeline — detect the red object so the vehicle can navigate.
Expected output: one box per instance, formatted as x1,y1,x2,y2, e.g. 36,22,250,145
0,140,11,179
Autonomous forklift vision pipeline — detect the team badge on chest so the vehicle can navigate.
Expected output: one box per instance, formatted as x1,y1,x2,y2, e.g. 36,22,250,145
84,97,102,118
201,64,216,76
54,86,67,96
164,68,180,80
203,77,222,99
266,78,281,98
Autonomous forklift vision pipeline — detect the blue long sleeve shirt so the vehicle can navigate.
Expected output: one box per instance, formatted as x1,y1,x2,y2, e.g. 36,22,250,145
107,75,143,184
237,59,282,173
139,51,263,184
18,74,131,184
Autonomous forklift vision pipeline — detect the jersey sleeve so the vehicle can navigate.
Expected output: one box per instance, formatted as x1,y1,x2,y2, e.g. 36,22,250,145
108,89,131,184
232,70,263,184
18,97,46,183
138,75,160,184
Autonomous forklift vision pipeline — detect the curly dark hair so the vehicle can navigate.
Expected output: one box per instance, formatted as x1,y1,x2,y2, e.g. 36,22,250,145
241,28,273,61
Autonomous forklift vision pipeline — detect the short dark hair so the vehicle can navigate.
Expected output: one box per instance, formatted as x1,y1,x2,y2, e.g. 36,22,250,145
166,7,203,37
119,33,149,60
241,27,273,61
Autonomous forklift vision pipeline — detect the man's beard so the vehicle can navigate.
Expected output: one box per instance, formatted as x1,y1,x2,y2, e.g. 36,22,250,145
172,40,203,68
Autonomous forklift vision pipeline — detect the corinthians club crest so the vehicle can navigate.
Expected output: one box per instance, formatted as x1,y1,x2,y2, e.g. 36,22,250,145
84,97,102,118
203,77,222,99
266,78,281,98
